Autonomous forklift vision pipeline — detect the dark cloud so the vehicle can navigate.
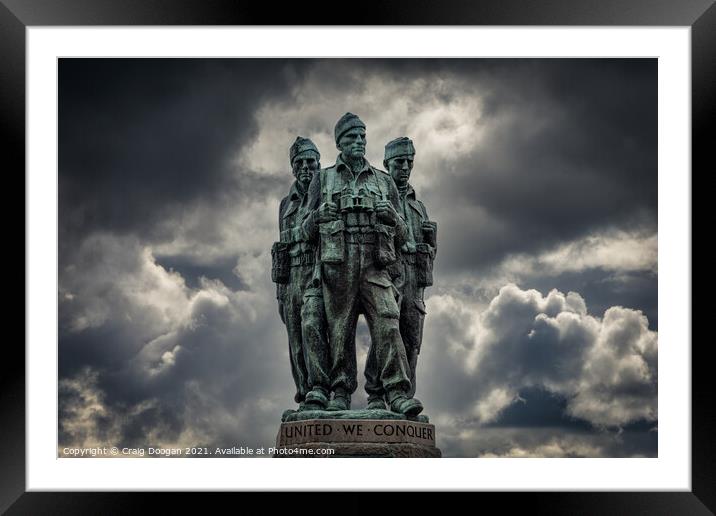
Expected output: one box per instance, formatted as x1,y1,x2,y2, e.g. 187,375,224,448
442,424,657,458
60,58,656,278
59,59,308,255
485,387,592,429
418,59,657,273
154,255,247,291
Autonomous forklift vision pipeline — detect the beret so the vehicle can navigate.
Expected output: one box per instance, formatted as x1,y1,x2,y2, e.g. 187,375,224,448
384,136,416,161
289,136,320,165
334,112,366,143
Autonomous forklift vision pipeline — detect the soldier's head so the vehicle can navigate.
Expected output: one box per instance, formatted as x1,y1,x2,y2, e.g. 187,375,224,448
289,136,320,186
334,113,367,161
384,137,415,187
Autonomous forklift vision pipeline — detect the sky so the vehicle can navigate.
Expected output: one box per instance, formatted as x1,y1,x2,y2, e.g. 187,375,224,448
58,58,658,458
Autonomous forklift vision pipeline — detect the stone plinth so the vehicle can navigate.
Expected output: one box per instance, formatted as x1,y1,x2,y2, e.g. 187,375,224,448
274,412,441,457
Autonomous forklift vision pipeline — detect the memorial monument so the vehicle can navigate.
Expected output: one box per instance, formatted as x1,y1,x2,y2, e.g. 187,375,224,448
271,114,440,457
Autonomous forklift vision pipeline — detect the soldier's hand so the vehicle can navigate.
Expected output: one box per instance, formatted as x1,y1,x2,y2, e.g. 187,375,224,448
375,200,398,225
317,202,338,223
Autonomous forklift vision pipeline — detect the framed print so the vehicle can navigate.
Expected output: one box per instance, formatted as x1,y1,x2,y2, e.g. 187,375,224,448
4,0,712,512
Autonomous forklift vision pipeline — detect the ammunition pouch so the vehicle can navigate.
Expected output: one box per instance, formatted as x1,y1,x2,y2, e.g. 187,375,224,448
423,220,438,248
290,252,315,267
374,222,397,267
319,219,345,264
344,211,372,227
386,261,402,281
415,242,435,287
280,227,304,245
271,241,290,284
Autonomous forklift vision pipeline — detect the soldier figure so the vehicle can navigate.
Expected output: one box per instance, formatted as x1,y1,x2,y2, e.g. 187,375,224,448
272,137,330,411
365,137,437,407
303,114,423,416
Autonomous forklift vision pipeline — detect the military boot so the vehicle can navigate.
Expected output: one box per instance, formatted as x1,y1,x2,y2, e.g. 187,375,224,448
301,386,329,411
327,388,351,411
366,394,387,410
390,395,423,417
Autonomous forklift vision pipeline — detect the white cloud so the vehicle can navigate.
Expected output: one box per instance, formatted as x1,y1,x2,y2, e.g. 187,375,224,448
60,234,190,335
421,284,657,431
469,428,613,458
238,61,486,192
569,306,658,426
59,368,116,449
151,196,279,272
471,387,515,423
59,234,293,451
499,230,658,279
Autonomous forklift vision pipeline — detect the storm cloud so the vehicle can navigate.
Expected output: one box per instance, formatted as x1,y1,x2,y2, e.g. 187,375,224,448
59,58,657,457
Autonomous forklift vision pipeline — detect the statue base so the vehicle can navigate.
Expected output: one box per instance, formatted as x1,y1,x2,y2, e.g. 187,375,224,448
274,409,441,458
282,407,430,423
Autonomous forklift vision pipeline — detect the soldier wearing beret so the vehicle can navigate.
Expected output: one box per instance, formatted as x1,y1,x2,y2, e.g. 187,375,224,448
273,137,330,411
303,114,423,416
365,137,437,407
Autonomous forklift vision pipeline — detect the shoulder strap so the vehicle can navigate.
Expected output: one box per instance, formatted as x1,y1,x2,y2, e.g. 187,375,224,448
373,168,387,201
323,167,336,200
320,168,326,197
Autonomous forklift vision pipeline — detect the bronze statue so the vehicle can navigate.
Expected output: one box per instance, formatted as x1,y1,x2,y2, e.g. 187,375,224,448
301,114,424,416
365,137,436,406
272,137,330,411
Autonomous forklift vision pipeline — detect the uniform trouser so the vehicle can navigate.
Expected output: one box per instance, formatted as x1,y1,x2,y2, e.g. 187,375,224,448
282,263,330,403
365,260,425,399
322,241,412,403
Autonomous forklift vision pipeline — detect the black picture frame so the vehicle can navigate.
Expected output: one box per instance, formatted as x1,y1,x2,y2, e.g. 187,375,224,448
4,0,711,512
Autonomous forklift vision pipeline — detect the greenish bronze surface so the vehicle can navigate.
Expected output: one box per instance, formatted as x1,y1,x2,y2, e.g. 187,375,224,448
281,408,429,423
274,137,330,411
366,137,437,400
271,117,438,425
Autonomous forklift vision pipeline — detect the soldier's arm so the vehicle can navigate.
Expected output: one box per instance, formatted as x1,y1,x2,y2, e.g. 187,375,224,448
278,197,287,232
386,177,409,247
276,196,288,320
301,171,322,244
277,284,286,323
419,200,437,254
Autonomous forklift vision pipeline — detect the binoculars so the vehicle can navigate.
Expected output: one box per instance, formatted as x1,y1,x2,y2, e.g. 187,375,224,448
339,189,375,213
